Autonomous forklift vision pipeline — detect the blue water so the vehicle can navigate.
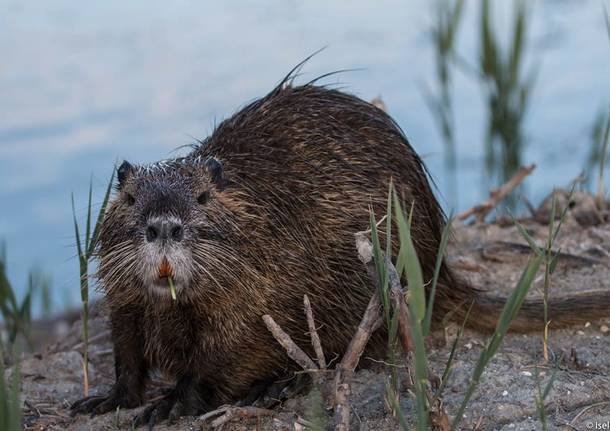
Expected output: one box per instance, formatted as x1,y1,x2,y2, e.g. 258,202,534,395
1,0,609,313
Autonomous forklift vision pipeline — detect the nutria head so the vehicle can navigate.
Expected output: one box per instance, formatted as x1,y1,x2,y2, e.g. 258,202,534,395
98,156,232,302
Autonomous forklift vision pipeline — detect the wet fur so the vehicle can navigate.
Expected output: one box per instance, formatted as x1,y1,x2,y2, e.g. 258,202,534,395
73,83,610,423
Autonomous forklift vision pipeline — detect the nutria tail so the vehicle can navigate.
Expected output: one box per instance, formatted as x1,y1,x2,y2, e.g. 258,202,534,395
437,269,610,332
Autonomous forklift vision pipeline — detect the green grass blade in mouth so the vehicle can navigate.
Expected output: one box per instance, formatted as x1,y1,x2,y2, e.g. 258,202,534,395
168,277,177,301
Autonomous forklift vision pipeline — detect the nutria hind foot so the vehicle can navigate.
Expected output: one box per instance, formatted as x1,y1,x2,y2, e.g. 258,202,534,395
133,376,214,429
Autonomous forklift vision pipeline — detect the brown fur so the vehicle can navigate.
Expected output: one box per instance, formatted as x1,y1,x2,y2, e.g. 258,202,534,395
71,83,610,423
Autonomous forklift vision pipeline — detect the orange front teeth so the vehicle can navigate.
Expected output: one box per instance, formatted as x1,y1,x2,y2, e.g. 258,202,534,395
158,258,173,278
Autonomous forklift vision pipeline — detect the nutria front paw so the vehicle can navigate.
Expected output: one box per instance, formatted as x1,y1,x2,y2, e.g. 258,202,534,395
70,387,142,417
132,393,188,429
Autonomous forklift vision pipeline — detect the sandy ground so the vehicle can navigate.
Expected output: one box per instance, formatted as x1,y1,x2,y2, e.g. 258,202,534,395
6,190,610,430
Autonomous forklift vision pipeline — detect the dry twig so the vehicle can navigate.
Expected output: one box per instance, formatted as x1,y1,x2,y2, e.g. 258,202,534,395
199,405,275,428
304,294,326,370
386,257,414,355
330,233,386,430
570,401,610,424
456,164,536,222
262,315,317,372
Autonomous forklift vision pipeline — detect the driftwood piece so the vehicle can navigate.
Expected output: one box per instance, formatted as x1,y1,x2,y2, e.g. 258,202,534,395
456,164,536,223
262,315,317,372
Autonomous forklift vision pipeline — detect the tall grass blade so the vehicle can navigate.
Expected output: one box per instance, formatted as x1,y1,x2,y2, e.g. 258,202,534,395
392,194,428,430
370,210,390,323
0,245,37,346
72,169,115,396
71,193,84,262
436,301,473,399
451,254,543,429
478,0,534,187
509,1,526,84
0,343,22,431
85,177,93,253
88,168,116,257
535,366,557,431
604,5,610,42
596,109,610,209
424,213,453,336
427,0,464,203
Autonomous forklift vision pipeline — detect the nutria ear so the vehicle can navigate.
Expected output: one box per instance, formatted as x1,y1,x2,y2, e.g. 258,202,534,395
117,160,134,189
204,157,231,190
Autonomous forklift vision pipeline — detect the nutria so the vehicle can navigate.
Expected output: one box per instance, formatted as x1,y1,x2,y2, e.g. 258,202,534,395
70,77,610,426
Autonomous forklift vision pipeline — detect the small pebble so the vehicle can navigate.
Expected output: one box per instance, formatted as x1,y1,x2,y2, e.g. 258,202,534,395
577,330,585,335
522,371,532,377
585,322,591,328
465,342,473,350
600,325,609,333
502,390,508,396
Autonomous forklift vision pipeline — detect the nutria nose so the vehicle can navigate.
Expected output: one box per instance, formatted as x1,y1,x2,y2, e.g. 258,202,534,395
146,220,183,243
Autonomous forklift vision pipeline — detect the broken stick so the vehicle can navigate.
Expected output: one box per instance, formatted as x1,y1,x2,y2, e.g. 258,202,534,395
262,315,317,372
304,294,327,370
456,164,536,223
199,405,275,428
331,232,386,430
332,291,382,431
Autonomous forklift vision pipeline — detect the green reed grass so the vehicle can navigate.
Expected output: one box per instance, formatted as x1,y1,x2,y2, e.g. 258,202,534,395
479,0,536,187
425,0,464,201
392,194,428,430
167,277,177,301
424,210,453,337
0,246,27,347
604,5,610,42
451,253,542,429
595,109,610,210
512,184,574,362
0,244,50,349
370,185,542,429
534,366,557,431
435,302,472,401
370,201,401,412
585,109,607,189
0,343,22,431
71,170,115,395
369,185,454,430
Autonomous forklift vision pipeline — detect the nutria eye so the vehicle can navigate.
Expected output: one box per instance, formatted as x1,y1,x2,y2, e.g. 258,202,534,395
197,191,209,205
125,193,135,206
